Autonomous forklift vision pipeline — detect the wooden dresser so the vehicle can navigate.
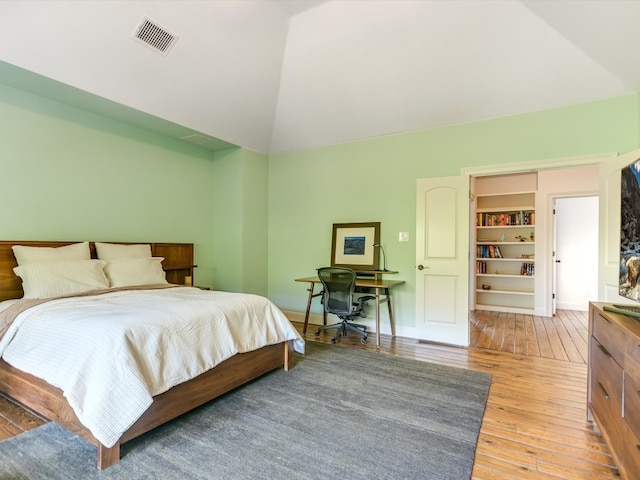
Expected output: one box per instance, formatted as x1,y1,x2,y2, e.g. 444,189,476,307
588,302,640,479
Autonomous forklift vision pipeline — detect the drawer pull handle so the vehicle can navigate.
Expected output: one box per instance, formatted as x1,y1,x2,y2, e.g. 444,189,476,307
597,344,611,357
598,382,610,400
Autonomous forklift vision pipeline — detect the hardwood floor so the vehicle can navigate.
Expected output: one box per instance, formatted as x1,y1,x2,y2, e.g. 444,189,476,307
470,309,589,363
0,309,619,479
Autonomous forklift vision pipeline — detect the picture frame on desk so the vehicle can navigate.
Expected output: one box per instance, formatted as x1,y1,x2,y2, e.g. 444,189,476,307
331,222,380,271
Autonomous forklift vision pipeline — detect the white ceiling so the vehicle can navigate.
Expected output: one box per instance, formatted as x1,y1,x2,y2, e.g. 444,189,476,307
0,0,639,154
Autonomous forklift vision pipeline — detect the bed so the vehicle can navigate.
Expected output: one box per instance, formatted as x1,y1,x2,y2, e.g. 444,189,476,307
0,240,303,469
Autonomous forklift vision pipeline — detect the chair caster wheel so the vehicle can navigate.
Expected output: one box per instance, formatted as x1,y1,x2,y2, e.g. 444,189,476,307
361,337,368,344
315,331,320,337
331,338,337,344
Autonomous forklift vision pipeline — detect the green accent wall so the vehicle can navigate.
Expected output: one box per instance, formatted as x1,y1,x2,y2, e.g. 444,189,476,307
0,81,220,288
268,94,640,327
0,75,269,295
212,148,269,295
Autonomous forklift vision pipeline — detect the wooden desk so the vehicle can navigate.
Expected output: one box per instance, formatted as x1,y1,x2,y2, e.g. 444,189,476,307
295,275,405,348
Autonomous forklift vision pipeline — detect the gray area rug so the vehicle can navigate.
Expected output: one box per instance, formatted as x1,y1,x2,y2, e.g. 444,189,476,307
0,342,491,480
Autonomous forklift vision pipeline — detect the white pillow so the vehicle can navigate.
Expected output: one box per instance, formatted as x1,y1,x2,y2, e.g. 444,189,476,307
103,257,167,288
14,260,109,299
12,242,91,265
95,242,152,260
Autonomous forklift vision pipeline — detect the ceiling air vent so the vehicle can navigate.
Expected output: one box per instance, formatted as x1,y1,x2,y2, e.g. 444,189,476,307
132,17,178,56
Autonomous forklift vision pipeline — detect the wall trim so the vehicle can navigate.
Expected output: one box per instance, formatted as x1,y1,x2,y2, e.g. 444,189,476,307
282,309,322,326
461,151,617,178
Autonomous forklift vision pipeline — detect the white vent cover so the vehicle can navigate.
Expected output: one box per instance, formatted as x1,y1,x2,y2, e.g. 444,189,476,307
132,17,178,56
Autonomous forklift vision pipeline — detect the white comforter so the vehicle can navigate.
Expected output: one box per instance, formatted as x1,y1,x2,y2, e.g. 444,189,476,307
0,286,304,447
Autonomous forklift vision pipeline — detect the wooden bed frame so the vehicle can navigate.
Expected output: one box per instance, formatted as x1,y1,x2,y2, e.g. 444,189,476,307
0,241,294,469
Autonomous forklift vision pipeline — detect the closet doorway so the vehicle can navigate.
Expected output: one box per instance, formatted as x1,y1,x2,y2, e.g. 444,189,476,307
468,163,601,356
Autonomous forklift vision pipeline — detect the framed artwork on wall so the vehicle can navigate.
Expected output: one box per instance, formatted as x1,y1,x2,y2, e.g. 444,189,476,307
331,222,380,270
620,160,640,302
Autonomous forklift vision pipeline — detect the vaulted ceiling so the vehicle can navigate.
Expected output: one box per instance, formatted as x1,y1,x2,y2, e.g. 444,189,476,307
1,1,639,154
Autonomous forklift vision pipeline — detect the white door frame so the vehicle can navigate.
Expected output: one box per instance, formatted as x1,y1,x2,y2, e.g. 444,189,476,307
552,195,599,313
461,152,616,316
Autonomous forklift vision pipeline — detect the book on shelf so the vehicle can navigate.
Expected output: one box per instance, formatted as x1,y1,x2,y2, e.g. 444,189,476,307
477,211,535,227
476,245,502,258
520,262,535,276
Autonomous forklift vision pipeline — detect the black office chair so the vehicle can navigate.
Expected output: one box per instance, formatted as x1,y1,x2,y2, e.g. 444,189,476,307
315,267,373,344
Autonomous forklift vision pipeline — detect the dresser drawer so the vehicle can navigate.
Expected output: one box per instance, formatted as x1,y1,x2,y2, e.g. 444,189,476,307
625,372,640,440
593,311,627,365
626,338,640,387
590,338,623,426
590,304,640,480
620,419,640,479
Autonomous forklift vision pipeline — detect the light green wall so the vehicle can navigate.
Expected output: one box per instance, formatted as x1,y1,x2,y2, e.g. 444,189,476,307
268,94,640,327
0,82,219,288
0,78,270,295
3,74,639,326
242,149,269,296
211,149,244,291
211,148,269,295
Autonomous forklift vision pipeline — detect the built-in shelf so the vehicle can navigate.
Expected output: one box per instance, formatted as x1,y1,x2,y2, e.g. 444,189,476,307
477,225,535,229
477,205,534,212
477,273,535,279
476,258,535,262
475,288,534,295
477,242,534,246
475,303,534,314
473,174,537,314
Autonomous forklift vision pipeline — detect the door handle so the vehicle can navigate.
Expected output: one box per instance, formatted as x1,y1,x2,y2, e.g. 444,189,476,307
418,265,428,270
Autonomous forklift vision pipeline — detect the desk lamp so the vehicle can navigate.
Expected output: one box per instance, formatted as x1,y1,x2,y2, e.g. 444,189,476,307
372,243,387,271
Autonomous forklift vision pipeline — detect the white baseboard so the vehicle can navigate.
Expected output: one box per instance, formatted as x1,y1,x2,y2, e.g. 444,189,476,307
282,309,399,336
282,309,322,325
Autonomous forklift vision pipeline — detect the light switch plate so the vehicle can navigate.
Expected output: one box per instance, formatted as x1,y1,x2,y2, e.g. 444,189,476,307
399,232,409,242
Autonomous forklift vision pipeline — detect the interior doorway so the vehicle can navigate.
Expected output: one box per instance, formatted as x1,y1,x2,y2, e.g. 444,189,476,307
552,196,599,312
469,164,600,317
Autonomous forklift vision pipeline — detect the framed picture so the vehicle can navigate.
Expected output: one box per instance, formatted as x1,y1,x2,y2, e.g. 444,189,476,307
331,222,380,270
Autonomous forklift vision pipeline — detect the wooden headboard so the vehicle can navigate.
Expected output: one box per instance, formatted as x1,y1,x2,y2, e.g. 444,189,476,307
0,241,194,302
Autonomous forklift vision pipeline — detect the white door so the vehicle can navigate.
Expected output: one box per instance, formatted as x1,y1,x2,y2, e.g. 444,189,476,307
553,196,599,311
415,176,470,346
599,148,640,301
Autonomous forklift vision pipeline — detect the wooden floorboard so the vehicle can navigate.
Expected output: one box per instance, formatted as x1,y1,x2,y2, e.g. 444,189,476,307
0,308,618,479
0,395,45,441
471,309,589,363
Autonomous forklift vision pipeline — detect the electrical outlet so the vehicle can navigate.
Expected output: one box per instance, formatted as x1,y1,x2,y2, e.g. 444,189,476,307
399,232,409,242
